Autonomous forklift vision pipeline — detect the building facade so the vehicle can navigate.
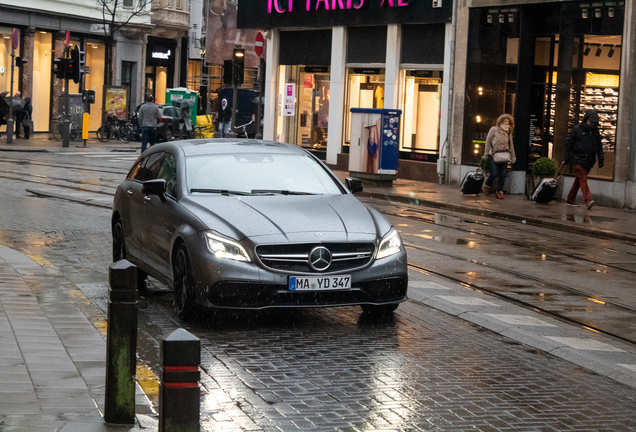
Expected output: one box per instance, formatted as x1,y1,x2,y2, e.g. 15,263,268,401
237,0,453,181
0,0,152,133
450,0,635,208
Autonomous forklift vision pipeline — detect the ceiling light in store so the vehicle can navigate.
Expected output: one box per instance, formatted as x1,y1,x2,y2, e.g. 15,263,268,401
595,45,602,57
498,14,505,24
583,45,591,56
476,115,482,123
594,8,602,18
608,7,615,17
608,46,615,58
508,13,515,23
478,87,483,95
581,8,589,18
486,14,492,24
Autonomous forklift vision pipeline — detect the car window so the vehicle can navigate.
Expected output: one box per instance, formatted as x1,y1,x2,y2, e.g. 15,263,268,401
157,153,177,197
128,158,145,180
186,153,343,195
144,152,166,181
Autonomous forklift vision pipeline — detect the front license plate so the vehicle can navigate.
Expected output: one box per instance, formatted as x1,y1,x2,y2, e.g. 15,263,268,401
289,275,351,291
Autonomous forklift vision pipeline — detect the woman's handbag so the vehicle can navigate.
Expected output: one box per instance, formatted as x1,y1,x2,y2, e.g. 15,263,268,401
492,150,511,164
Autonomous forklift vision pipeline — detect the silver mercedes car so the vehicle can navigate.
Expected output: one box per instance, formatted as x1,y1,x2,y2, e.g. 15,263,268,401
112,139,408,319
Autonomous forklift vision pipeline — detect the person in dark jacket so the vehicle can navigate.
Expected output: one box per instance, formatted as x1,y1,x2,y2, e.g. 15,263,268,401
564,109,604,210
218,98,232,137
21,97,33,139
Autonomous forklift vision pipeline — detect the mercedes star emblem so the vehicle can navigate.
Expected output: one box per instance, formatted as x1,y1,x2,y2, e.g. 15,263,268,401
309,246,332,271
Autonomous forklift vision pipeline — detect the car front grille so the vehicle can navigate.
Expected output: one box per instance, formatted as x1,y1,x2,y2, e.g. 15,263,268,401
255,242,376,274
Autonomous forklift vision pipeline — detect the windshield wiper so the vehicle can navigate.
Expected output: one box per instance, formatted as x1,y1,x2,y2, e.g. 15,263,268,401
250,189,318,195
190,188,250,196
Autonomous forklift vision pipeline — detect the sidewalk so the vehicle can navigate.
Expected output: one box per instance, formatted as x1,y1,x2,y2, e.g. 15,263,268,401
0,247,156,430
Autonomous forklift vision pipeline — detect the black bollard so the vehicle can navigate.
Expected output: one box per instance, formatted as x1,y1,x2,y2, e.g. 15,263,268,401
104,260,139,425
159,328,201,432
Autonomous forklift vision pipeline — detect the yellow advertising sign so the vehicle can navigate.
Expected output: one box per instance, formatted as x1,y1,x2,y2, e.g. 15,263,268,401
104,87,128,120
586,72,619,87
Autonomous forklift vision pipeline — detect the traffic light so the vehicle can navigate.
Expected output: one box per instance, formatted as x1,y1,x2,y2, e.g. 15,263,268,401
15,56,28,68
233,47,244,85
68,45,84,84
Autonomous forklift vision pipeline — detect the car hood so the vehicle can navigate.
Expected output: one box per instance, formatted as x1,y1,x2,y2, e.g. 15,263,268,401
181,194,389,242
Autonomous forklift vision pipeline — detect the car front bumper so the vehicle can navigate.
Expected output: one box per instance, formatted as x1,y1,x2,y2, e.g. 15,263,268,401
186,238,408,310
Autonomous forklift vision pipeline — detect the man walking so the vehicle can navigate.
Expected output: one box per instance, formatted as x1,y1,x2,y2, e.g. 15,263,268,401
564,109,604,210
138,95,162,152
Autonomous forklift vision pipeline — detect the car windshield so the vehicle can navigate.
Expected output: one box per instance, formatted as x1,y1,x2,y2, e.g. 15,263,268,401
186,153,343,196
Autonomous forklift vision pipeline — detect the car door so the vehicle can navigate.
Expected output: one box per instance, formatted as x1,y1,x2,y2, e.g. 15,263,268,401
141,152,183,279
120,156,150,261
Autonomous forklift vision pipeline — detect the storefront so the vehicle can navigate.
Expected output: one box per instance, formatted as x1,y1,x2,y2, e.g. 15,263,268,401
453,0,635,206
238,0,452,174
146,37,177,105
0,26,21,133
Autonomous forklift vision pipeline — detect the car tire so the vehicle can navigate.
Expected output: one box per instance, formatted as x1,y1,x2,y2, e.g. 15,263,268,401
173,244,197,320
360,303,399,316
112,218,126,262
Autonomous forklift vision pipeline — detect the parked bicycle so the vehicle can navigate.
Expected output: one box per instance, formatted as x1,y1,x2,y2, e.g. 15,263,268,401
52,112,80,142
97,115,133,143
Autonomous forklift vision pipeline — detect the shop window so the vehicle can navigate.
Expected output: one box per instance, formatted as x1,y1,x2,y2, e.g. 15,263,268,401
33,31,53,133
85,41,106,131
0,27,20,132
275,65,330,159
463,8,519,166
400,71,442,161
344,69,385,149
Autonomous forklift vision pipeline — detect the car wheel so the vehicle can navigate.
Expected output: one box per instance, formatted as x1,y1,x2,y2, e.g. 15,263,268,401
173,244,197,320
360,303,399,316
112,218,126,262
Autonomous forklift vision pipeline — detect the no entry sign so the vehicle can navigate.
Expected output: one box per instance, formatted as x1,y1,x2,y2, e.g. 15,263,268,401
255,32,264,57
11,28,18,50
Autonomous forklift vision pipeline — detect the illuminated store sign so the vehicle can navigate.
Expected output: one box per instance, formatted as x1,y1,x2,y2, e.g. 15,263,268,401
238,0,450,28
268,0,408,14
152,49,171,60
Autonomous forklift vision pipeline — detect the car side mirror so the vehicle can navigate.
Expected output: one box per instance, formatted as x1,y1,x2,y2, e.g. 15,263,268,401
142,179,167,202
346,177,363,194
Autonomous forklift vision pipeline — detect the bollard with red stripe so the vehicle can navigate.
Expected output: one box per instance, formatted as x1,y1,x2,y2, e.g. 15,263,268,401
159,328,201,432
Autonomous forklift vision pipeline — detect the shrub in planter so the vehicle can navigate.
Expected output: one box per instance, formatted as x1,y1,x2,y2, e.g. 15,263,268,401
532,157,558,177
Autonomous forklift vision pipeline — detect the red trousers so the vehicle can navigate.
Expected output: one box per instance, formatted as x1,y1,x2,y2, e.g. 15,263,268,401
566,164,592,204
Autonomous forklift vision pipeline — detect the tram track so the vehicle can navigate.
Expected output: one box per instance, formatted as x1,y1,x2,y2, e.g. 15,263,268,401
371,201,636,346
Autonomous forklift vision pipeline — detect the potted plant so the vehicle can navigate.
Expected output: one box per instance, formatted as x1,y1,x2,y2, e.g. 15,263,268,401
526,157,559,199
532,157,558,178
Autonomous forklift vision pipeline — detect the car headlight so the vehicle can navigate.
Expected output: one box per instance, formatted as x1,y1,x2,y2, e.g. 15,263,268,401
376,228,403,259
203,232,250,262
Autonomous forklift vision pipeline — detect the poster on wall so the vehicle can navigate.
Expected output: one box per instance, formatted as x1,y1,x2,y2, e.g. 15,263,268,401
205,0,263,68
103,86,128,120
284,84,295,116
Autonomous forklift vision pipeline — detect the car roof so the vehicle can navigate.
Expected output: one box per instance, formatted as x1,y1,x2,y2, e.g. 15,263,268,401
145,139,309,157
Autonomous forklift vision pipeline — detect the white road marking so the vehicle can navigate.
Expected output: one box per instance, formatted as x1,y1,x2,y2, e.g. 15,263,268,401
436,296,499,306
545,337,625,352
485,314,557,327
